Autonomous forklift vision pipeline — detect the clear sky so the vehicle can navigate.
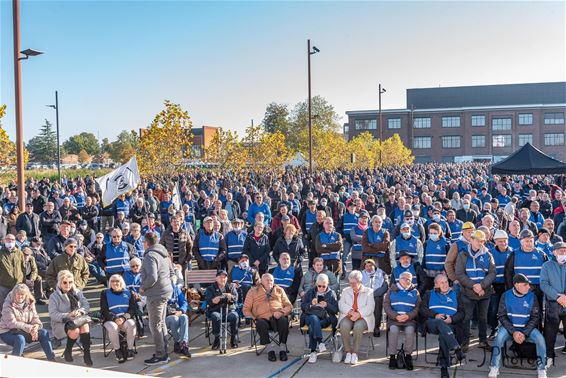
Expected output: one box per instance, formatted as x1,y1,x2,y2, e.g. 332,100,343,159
1,0,565,143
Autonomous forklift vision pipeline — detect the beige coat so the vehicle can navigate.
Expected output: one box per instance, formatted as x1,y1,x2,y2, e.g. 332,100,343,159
338,285,375,331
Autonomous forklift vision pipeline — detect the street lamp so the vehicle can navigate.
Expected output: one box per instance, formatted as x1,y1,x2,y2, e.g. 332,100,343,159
307,39,319,173
46,91,61,184
13,0,43,210
378,84,386,166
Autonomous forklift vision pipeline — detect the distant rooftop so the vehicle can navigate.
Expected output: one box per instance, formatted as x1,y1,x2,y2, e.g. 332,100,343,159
406,82,566,110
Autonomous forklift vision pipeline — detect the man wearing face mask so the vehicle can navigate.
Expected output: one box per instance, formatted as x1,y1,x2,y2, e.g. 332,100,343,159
329,194,346,224
230,254,259,306
389,223,423,269
394,210,425,244
77,219,96,247
0,234,26,314
541,242,566,365
456,199,477,224
426,209,452,240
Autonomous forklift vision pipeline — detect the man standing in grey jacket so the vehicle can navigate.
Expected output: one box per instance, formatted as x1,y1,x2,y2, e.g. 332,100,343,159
141,231,175,365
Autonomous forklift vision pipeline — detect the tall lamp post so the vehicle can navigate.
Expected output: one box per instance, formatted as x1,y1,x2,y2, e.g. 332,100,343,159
307,39,319,173
378,84,386,166
13,0,43,210
47,91,61,184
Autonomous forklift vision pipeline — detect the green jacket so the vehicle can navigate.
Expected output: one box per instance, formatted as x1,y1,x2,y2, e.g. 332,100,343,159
46,252,90,290
0,247,26,288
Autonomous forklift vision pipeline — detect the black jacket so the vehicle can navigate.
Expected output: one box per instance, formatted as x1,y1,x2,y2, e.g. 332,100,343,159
272,236,305,264
204,282,238,314
242,234,271,273
300,287,339,327
16,212,41,238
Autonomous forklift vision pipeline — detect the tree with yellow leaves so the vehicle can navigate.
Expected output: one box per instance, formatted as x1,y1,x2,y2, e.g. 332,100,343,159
381,133,414,167
256,131,292,173
311,129,348,170
0,105,28,168
138,101,193,177
346,132,377,169
205,129,249,172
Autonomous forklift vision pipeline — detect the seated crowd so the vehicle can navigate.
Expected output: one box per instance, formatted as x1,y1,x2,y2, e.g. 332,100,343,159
0,164,564,378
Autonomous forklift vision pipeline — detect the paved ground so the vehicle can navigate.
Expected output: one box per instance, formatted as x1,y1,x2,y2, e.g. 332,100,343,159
3,278,564,378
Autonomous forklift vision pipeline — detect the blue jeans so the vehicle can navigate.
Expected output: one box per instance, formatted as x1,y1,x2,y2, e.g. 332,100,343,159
88,263,106,284
342,240,352,272
306,314,333,352
0,329,54,359
490,327,546,370
165,314,189,343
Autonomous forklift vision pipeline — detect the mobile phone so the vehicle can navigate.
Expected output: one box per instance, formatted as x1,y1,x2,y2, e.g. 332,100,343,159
317,294,325,303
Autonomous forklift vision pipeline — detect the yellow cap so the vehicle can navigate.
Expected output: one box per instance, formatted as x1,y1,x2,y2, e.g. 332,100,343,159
471,230,486,242
462,222,476,231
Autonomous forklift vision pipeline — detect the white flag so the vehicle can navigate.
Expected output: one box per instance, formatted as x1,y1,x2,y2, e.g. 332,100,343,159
172,182,182,211
96,156,141,206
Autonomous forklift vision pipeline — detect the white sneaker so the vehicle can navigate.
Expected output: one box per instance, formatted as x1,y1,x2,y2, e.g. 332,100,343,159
537,370,547,378
318,343,327,353
308,352,317,364
488,367,499,378
344,352,352,364
350,353,358,365
546,358,553,369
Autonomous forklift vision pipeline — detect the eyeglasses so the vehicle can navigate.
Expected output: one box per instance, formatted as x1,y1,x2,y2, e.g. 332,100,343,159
62,281,73,284
112,236,121,239
67,245,77,249
317,285,327,288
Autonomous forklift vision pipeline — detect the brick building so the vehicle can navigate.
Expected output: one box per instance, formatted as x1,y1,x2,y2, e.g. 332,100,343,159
344,82,566,163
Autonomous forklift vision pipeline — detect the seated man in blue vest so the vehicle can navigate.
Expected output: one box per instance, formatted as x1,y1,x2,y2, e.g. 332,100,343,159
225,218,247,273
100,228,136,279
269,252,302,304
205,270,240,350
192,216,227,270
314,217,343,276
384,271,421,371
488,273,547,378
165,281,191,357
392,250,418,286
230,254,259,308
421,274,465,378
389,223,423,270
504,229,548,327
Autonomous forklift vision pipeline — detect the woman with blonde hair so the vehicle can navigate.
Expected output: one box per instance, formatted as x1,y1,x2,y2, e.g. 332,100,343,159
100,274,138,363
0,283,54,360
272,224,305,265
48,269,92,366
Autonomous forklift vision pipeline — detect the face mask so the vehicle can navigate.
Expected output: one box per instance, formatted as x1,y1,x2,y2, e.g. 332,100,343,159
406,219,414,226
429,234,439,242
233,226,241,232
240,261,249,269
463,204,470,210
402,232,411,239
80,225,87,230
4,242,15,250
401,262,411,269
557,255,566,265
70,228,76,234
433,215,441,222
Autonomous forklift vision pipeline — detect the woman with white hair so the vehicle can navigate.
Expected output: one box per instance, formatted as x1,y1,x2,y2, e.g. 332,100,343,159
301,273,338,363
0,283,55,360
100,274,138,363
48,269,92,366
338,270,375,365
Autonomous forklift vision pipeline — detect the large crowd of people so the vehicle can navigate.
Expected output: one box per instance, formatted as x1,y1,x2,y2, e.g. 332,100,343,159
0,162,565,378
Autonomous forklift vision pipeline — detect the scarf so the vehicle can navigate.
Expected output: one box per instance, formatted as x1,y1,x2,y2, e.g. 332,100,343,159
357,221,369,231
67,290,80,311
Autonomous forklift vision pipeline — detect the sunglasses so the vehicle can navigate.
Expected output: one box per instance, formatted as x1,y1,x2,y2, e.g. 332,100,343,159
62,281,73,284
112,236,121,239
317,285,327,288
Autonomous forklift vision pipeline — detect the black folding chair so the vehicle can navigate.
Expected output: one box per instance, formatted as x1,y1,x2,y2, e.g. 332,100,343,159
249,318,289,356
102,322,137,358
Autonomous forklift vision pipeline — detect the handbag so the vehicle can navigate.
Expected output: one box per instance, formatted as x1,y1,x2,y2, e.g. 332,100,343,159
305,305,328,320
332,335,343,363
65,315,92,330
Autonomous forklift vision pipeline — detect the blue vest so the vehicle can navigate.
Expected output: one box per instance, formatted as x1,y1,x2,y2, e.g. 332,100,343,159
423,238,448,271
75,193,86,209
447,220,463,242
382,217,394,233
105,289,131,317
465,251,491,283
411,223,421,239
198,230,221,262
389,287,418,314
496,194,511,208
365,228,386,257
351,226,365,252
115,199,130,217
504,289,534,329
272,266,295,289
305,211,317,232
123,271,141,293
393,264,417,285
226,230,248,260
160,201,173,223
105,242,131,274
489,245,512,284
231,266,255,286
455,239,469,254
395,235,418,259
342,213,359,237
535,242,553,261
125,235,144,259
514,249,545,285
429,289,458,316
319,232,341,260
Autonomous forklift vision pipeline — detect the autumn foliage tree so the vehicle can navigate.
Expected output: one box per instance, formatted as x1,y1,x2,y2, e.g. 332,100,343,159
0,105,29,168
138,100,193,177
205,129,249,172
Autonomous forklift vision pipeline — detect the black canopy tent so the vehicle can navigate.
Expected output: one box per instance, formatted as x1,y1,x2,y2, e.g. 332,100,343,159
490,142,566,175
